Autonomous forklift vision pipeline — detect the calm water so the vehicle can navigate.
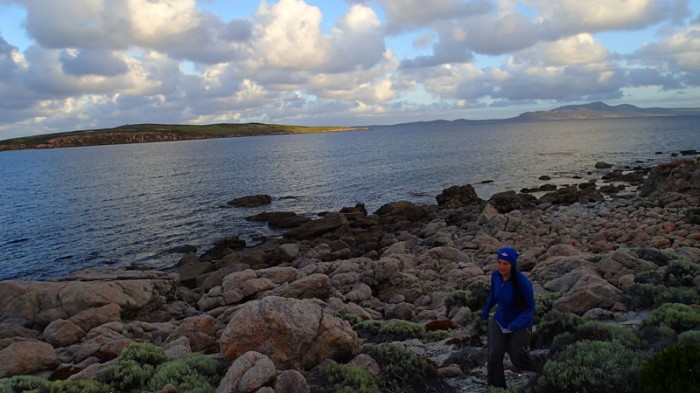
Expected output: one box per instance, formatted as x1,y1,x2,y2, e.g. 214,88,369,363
1,117,699,280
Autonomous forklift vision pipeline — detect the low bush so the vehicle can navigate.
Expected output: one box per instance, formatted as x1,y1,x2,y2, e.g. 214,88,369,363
0,377,110,393
685,207,700,224
531,309,583,349
551,321,640,353
357,343,438,391
446,281,490,315
48,380,111,393
0,375,49,393
313,361,380,393
641,342,700,393
117,342,167,366
534,292,558,322
623,284,700,310
107,359,156,392
147,353,223,393
666,259,700,287
332,311,363,327
645,303,700,333
354,320,425,342
678,329,700,345
535,340,643,393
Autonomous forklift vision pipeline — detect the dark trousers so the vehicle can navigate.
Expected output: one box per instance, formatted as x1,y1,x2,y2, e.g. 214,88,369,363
487,317,535,388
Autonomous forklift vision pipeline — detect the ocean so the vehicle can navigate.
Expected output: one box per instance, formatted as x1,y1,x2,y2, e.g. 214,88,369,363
1,116,698,280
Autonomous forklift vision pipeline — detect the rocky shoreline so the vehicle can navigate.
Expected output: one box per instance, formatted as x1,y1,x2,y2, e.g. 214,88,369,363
1,156,699,393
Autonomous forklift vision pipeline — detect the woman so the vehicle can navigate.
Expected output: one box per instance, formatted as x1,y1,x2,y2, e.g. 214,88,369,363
480,247,538,388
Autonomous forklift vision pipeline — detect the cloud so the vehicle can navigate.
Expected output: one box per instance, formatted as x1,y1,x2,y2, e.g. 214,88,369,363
352,0,493,32
61,49,129,77
634,23,700,74
514,33,609,66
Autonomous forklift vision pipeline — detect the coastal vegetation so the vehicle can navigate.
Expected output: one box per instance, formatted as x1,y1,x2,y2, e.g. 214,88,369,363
0,122,364,151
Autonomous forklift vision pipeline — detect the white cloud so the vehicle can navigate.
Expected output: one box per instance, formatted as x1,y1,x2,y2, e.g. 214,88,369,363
635,23,700,73
514,33,609,66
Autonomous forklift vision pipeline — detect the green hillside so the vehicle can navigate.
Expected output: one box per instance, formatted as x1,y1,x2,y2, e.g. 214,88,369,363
0,123,364,151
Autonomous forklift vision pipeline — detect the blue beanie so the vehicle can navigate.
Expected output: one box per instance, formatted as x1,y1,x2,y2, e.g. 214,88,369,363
497,247,519,268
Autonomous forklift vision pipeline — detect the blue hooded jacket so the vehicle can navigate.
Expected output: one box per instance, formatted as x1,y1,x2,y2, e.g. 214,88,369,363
480,247,535,332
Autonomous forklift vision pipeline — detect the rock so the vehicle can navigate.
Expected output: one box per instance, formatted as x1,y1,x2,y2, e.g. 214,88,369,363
284,213,347,240
384,302,415,320
595,161,613,169
0,340,60,378
69,303,122,331
436,185,482,207
539,185,604,205
177,261,216,289
43,319,86,347
166,315,218,353
264,274,332,300
247,211,311,228
200,236,247,261
278,243,300,262
546,266,622,314
219,296,358,370
227,194,272,208
274,369,311,393
488,190,537,213
348,353,381,376
0,269,178,327
216,351,277,393
375,201,431,223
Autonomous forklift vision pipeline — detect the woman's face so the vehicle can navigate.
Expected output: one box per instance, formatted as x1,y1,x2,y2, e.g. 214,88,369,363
497,259,512,278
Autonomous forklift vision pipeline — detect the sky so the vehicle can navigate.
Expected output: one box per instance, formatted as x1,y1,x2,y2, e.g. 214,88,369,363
0,0,699,140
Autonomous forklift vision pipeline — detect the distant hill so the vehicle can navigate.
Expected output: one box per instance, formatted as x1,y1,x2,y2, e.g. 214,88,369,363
0,123,365,152
514,101,700,121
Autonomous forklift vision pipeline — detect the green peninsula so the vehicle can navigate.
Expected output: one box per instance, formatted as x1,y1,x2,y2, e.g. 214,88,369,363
0,123,366,152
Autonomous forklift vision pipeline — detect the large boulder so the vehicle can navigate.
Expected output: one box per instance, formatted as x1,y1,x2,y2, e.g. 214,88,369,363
216,351,277,393
219,296,358,370
0,340,60,378
640,159,700,202
435,185,483,207
0,269,178,327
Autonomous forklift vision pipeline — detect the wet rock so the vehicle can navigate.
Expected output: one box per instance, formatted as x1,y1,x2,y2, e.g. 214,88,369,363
227,194,272,208
436,184,483,207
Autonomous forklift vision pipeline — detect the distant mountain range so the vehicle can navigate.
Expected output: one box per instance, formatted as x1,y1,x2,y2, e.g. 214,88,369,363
2,102,699,151
513,101,700,121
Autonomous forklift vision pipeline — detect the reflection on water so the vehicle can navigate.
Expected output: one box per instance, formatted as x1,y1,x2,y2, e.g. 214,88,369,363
1,116,698,280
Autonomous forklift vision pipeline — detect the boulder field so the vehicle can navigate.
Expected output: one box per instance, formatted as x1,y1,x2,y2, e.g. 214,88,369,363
0,157,698,392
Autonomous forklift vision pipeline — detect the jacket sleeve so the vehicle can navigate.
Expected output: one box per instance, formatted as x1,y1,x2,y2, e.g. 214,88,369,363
506,276,535,331
480,273,497,320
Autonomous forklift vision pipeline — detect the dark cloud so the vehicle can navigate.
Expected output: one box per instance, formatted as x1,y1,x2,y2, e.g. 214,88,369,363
60,49,129,77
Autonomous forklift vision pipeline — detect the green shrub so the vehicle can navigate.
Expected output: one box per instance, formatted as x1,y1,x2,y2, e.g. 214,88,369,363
445,290,472,315
678,330,700,345
357,343,437,389
535,292,558,322
118,342,167,366
106,359,156,392
378,320,425,341
635,248,676,266
0,375,49,393
49,380,111,393
551,321,640,353
646,303,700,333
426,330,450,341
149,353,223,393
531,309,584,349
315,361,380,393
666,259,700,287
686,207,700,224
641,342,700,393
535,340,643,393
332,311,363,327
354,320,425,342
624,284,700,310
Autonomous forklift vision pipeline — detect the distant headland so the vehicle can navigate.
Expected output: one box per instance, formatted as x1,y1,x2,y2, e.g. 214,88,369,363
2,101,699,151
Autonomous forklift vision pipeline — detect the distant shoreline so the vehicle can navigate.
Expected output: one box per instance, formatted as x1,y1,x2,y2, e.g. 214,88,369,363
0,124,370,152
3,100,699,152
